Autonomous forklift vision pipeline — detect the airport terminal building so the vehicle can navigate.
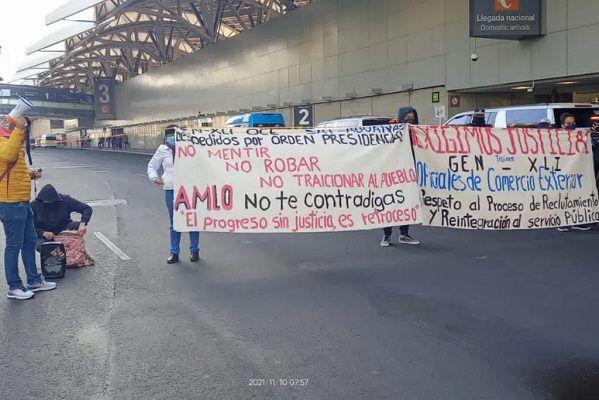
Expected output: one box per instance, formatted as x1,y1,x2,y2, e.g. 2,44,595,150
12,0,599,146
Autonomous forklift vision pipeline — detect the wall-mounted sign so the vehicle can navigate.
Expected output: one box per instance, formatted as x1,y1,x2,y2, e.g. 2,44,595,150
449,95,461,107
293,104,313,127
470,0,544,40
434,105,446,119
432,92,440,103
93,77,116,120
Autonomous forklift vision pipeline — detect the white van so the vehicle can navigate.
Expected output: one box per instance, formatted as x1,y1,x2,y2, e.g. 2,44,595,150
445,103,599,128
315,116,393,128
40,135,58,148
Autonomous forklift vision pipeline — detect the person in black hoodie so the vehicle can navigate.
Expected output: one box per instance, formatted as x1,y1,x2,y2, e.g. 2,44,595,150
31,184,93,249
380,106,421,247
469,109,491,127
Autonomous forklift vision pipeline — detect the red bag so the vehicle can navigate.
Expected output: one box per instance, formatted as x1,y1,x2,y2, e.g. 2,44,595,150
55,231,94,268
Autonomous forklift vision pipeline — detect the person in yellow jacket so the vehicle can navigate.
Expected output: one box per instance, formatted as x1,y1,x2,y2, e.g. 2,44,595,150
0,116,56,300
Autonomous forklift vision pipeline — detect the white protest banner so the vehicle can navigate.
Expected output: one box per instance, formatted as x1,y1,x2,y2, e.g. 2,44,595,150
173,125,422,233
412,125,599,229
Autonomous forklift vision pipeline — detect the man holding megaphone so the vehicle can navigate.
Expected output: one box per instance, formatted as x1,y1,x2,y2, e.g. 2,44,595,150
0,101,57,300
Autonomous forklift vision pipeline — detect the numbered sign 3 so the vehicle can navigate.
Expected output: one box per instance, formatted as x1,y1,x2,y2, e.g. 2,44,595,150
94,77,116,120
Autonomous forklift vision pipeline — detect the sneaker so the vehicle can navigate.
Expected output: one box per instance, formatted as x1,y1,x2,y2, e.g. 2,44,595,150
380,236,391,247
399,235,420,245
557,226,570,232
572,225,591,231
7,288,35,300
27,280,57,292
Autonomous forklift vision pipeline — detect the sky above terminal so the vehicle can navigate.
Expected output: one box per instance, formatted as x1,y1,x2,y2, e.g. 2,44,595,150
0,0,66,82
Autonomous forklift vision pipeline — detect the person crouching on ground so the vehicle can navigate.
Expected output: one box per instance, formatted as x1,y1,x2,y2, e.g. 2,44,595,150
147,124,200,264
0,117,56,300
31,184,92,250
380,107,421,247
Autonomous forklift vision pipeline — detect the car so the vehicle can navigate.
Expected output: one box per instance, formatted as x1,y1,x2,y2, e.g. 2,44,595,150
40,134,58,148
445,103,599,128
224,113,285,128
315,116,393,129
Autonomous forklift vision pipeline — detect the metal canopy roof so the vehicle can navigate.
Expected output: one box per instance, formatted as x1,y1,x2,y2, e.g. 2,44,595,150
31,0,314,92
26,21,96,55
46,0,106,25
18,52,66,73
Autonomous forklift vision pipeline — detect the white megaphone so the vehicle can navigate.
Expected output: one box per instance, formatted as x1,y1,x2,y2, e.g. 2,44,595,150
6,97,35,125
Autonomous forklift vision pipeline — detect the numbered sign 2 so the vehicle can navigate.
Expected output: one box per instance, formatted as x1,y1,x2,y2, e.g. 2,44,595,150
94,77,116,120
293,104,313,127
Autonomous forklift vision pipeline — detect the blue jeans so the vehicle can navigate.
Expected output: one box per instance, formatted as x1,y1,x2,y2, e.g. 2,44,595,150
0,202,42,290
165,190,200,255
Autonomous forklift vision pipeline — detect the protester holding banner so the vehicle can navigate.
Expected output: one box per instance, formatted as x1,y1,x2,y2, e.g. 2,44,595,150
557,113,591,232
380,107,421,247
470,109,492,128
591,116,599,184
147,124,200,264
0,117,57,300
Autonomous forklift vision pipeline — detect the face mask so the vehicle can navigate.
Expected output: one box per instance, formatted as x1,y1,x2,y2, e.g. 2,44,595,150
166,137,175,146
565,124,576,130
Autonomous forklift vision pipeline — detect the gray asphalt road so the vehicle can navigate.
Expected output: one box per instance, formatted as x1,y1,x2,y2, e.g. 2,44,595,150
1,148,599,400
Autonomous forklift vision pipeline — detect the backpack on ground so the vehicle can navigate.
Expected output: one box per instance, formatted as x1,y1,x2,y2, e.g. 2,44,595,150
40,242,66,279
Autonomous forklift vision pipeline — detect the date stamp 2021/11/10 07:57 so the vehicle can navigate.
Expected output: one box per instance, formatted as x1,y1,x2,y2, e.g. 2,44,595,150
249,378,309,387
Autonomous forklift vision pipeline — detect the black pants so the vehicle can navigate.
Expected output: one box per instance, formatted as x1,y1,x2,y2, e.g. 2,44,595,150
36,221,81,252
383,225,409,238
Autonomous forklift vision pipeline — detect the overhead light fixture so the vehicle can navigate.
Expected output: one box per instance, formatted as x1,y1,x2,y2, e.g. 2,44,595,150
513,80,535,92
556,81,580,85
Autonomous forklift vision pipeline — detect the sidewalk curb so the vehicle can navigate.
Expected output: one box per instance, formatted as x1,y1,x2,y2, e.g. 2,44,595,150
53,147,155,156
